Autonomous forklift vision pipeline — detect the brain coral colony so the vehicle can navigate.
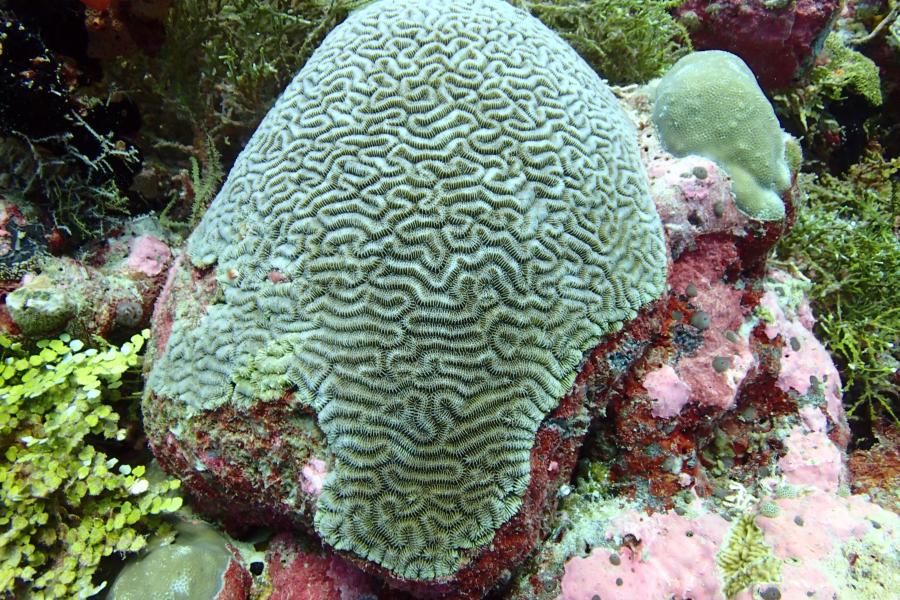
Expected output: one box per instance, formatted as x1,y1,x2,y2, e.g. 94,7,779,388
145,0,666,587
1,0,899,599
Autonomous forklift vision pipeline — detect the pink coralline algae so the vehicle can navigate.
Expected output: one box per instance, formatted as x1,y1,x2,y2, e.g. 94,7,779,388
561,510,729,600
126,234,173,278
779,427,846,493
300,458,329,497
675,0,842,90
643,364,692,419
556,488,898,600
759,282,848,444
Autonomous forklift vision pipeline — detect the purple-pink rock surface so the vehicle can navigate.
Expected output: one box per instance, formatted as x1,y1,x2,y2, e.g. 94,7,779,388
676,0,842,90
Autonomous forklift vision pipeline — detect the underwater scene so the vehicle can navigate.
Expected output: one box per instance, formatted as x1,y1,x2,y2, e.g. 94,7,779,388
0,1,897,599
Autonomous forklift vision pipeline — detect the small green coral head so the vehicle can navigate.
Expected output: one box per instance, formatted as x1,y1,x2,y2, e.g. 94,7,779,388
651,50,791,221
5,275,75,337
108,519,233,600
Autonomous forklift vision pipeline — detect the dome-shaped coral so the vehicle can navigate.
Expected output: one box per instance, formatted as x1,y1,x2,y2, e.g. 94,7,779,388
146,0,666,581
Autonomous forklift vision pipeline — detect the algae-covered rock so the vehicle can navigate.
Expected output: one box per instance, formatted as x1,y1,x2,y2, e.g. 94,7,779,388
652,51,791,221
5,276,74,337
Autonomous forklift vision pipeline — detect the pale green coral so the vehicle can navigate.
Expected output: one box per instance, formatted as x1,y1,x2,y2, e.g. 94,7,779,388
148,0,666,581
652,51,791,221
717,514,782,599
108,520,234,600
0,331,182,599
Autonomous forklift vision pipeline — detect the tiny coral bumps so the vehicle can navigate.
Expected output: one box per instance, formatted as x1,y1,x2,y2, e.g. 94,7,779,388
146,0,666,584
652,51,792,221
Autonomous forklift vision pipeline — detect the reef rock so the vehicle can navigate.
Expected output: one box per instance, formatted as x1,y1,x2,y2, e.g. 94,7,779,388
676,0,842,90
1,212,173,341
504,88,897,600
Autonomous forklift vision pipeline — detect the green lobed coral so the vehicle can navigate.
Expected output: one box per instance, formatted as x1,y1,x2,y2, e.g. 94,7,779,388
652,50,792,221
773,151,900,426
0,331,182,599
148,0,667,581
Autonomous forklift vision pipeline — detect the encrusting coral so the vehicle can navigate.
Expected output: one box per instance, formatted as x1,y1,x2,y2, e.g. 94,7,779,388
107,518,244,600
146,0,666,583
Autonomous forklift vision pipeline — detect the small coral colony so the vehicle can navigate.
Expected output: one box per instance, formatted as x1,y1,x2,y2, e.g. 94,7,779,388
0,1,897,599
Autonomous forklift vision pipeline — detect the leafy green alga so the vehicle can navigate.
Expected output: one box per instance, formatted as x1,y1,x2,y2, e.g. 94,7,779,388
0,331,182,599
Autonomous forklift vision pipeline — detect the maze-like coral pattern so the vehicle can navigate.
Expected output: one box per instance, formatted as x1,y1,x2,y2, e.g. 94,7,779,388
148,0,666,580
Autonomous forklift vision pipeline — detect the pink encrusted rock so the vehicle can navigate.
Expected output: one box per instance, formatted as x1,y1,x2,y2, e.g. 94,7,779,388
126,234,172,278
218,557,253,600
675,0,842,90
664,243,757,413
644,364,692,419
647,156,749,259
265,534,378,600
760,488,891,560
779,427,846,492
555,488,898,600
561,510,728,600
758,278,848,444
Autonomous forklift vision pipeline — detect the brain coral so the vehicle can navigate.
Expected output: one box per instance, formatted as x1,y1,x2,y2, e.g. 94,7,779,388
147,0,666,581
